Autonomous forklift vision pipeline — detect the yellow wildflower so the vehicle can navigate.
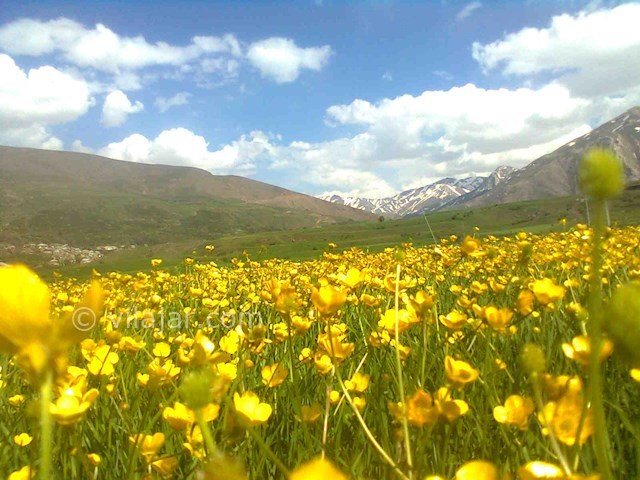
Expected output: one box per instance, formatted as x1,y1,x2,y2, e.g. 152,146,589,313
493,395,534,430
289,458,348,480
261,363,289,388
444,356,480,388
455,460,497,480
311,285,347,316
234,391,272,426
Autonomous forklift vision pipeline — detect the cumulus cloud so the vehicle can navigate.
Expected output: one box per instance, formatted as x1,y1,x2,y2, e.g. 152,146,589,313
247,37,332,83
154,91,191,113
99,128,275,174
0,17,242,73
101,90,144,127
0,17,332,89
0,53,91,147
457,2,482,21
472,3,640,98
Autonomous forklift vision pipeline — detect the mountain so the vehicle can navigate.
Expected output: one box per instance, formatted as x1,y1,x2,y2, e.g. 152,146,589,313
454,107,640,208
0,146,374,246
321,166,515,217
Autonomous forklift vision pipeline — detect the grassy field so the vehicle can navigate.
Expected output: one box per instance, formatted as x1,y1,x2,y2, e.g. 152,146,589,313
1,209,639,479
31,189,640,280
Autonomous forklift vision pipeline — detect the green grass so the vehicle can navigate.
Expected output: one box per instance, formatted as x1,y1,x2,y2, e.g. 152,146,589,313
24,190,640,281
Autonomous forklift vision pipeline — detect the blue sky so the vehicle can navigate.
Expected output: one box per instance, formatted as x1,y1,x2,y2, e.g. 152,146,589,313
1,0,639,197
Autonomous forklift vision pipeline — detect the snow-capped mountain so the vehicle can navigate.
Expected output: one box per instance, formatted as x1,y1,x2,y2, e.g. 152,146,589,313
320,166,516,218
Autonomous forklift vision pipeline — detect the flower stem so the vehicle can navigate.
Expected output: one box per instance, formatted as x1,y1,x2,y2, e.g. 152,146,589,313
39,370,53,480
587,199,614,480
394,262,413,478
195,409,217,458
247,427,290,477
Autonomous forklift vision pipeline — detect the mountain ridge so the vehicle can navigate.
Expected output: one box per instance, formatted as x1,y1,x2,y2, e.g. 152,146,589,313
321,165,517,217
322,106,640,216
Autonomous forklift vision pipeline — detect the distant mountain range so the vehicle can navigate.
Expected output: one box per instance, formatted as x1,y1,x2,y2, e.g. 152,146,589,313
321,166,517,218
0,146,374,247
321,106,640,217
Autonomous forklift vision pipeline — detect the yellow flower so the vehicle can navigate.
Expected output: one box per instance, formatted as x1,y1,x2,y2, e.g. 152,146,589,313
345,372,370,393
129,432,165,464
299,403,322,423
9,394,26,407
517,289,536,316
493,395,534,430
433,387,469,422
13,433,33,447
485,306,514,331
151,457,179,476
261,363,289,388
531,278,565,305
407,290,435,320
539,388,593,446
8,466,34,480
84,344,119,376
562,335,613,366
631,369,640,382
163,401,219,430
378,308,419,334
455,460,498,480
313,352,334,375
311,285,347,316
234,391,272,426
444,356,480,388
289,458,348,480
87,453,101,466
152,342,172,358
353,396,366,412
50,388,99,426
151,258,163,267
0,264,103,379
404,390,438,426
337,267,366,289
439,310,468,330
518,461,564,480
460,236,482,257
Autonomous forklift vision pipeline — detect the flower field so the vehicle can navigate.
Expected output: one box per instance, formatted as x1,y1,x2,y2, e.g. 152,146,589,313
1,151,640,480
1,220,640,479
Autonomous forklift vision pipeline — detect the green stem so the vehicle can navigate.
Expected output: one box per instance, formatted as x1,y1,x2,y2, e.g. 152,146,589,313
195,409,217,458
39,371,53,480
587,199,614,480
247,427,290,477
393,262,413,478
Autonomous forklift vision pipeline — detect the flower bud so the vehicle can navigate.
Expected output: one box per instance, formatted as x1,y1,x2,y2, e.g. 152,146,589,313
521,343,546,375
578,148,624,200
180,369,216,410
605,283,640,367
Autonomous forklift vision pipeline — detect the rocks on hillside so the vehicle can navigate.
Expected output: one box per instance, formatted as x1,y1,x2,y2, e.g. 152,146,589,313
0,243,123,267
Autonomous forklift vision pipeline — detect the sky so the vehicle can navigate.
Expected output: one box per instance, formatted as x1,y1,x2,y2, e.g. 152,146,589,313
1,0,640,199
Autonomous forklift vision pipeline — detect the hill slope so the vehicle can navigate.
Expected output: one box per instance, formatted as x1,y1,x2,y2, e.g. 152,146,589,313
454,107,640,208
0,146,374,246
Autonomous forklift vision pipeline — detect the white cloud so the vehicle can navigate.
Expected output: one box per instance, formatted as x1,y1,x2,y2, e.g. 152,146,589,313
247,37,332,83
382,71,393,81
472,3,640,98
101,90,144,127
0,18,331,88
0,17,242,73
71,139,93,153
0,53,91,148
457,1,482,21
99,128,275,174
154,91,191,113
